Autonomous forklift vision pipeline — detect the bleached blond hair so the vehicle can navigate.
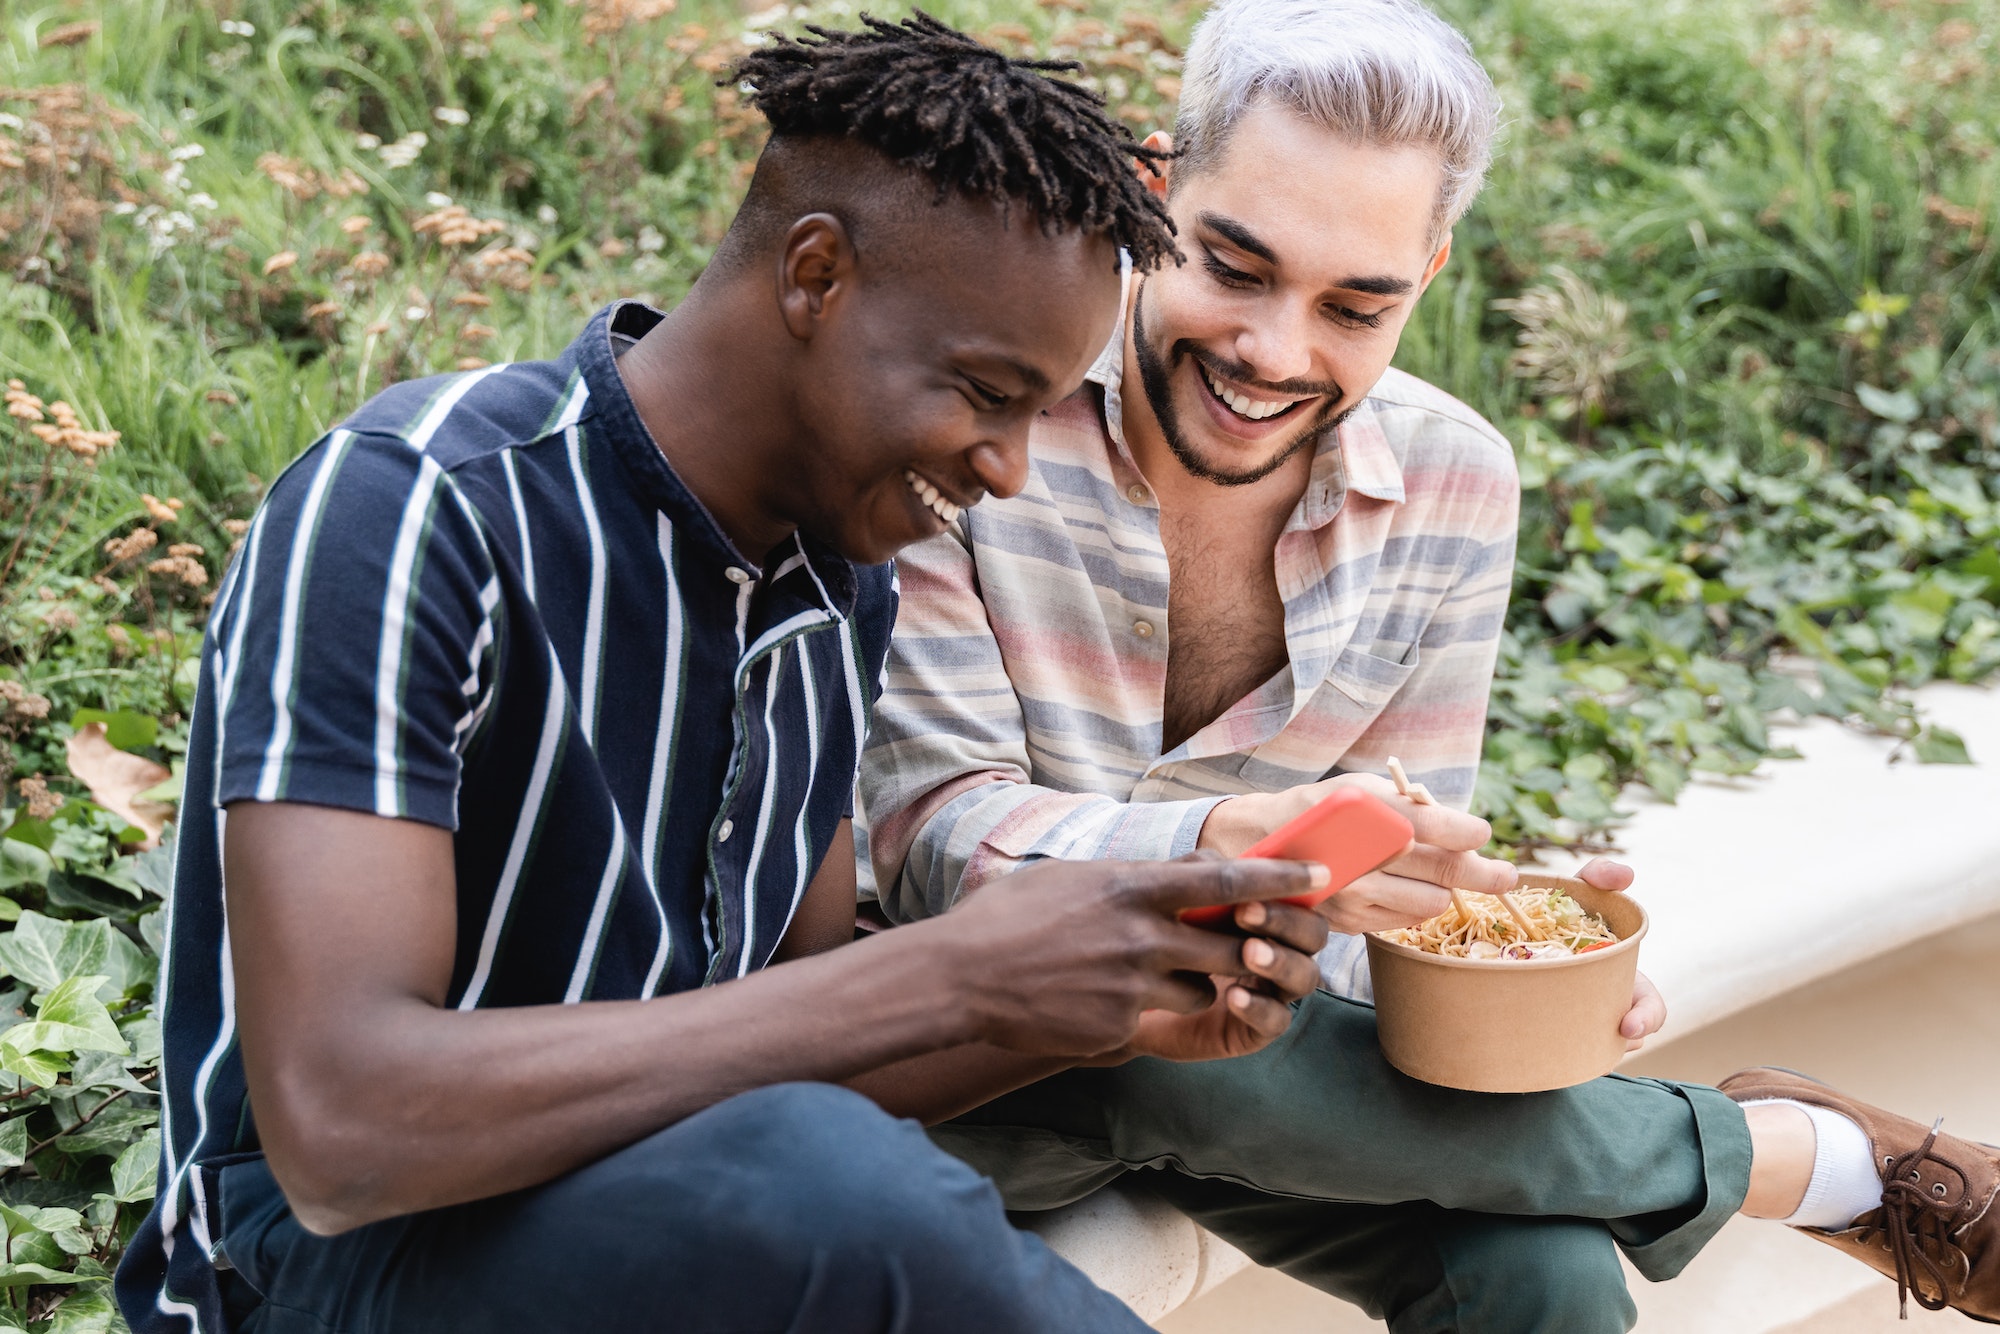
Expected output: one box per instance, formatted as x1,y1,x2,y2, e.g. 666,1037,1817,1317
1173,0,1502,240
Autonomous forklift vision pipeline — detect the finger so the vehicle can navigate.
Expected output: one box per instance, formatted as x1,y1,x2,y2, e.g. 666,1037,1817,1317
1620,971,1667,1040
1240,935,1322,1004
1151,918,1276,980
1385,842,1517,896
1145,971,1219,1016
1138,857,1327,912
1319,871,1453,933
1233,900,1331,955
1576,857,1635,892
1401,802,1495,855
1224,984,1294,1041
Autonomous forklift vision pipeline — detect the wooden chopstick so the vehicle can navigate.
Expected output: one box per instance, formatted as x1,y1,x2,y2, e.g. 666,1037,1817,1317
1386,757,1476,924
1386,756,1541,942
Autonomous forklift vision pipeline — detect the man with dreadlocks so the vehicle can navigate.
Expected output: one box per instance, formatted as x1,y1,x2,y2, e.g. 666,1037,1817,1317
115,16,1345,1334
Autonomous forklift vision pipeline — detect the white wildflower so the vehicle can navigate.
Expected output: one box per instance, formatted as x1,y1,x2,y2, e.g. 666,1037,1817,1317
170,143,205,162
355,132,381,150
536,204,558,225
637,225,665,253
433,106,470,127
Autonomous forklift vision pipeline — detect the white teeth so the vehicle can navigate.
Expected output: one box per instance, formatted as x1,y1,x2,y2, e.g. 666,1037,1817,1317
904,469,961,525
1204,368,1293,421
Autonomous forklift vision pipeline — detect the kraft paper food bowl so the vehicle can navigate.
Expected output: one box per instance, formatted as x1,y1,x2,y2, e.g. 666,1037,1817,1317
1363,874,1648,1094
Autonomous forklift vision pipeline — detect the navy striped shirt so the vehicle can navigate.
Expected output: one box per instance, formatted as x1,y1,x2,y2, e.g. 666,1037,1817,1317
117,302,896,1333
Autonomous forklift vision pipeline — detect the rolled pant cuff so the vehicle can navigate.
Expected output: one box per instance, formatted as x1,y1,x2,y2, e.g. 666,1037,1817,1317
1617,1082,1753,1282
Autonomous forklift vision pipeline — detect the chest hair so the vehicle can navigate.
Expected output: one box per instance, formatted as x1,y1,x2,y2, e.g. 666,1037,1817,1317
1159,514,1289,754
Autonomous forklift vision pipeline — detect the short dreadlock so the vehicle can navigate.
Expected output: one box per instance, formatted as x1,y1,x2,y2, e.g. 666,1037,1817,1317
731,12,1179,271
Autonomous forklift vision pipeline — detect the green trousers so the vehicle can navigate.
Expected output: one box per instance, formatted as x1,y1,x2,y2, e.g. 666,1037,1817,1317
933,991,1753,1334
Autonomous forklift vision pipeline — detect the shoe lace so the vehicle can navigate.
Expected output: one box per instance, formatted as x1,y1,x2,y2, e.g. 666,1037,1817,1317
1859,1117,1971,1319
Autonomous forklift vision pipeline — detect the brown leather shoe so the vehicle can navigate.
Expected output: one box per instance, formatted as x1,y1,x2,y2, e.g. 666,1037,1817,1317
1719,1067,2000,1322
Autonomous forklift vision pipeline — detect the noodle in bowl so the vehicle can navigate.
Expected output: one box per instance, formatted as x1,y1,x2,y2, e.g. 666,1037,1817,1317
1363,874,1647,1092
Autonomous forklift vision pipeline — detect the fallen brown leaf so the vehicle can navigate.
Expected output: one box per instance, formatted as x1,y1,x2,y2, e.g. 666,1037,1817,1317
65,722,173,846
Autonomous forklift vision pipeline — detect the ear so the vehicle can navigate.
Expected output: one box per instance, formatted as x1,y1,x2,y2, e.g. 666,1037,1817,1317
1417,231,1453,294
776,212,854,341
1137,130,1174,202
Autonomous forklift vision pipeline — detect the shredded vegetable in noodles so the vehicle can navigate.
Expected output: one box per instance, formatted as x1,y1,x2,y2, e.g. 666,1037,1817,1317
1377,889,1617,960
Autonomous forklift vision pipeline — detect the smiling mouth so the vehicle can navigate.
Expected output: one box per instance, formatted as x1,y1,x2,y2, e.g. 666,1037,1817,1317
1200,365,1312,423
904,470,963,525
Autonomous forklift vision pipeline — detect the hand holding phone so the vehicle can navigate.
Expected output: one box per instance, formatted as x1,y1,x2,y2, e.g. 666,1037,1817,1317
1181,787,1415,926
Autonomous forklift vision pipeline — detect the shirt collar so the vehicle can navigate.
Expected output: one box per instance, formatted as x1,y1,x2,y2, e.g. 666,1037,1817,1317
1084,264,1407,531
569,300,859,617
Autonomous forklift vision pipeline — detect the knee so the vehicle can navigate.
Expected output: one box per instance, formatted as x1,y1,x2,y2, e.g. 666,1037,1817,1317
1436,1216,1635,1334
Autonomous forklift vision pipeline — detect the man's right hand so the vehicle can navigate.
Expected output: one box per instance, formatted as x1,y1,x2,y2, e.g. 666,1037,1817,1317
940,854,1329,1058
1196,772,1516,935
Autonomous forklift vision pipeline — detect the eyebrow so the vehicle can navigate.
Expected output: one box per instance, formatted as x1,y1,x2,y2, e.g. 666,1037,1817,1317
1197,209,1417,298
1003,359,1051,395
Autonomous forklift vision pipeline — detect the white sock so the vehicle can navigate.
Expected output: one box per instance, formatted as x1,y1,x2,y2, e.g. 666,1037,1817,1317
1743,1098,1883,1230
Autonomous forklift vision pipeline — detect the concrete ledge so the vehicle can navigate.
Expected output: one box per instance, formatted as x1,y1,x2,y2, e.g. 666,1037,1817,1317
1026,681,2000,1325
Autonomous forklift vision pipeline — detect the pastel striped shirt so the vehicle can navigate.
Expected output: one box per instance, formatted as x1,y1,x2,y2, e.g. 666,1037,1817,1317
857,297,1518,986
118,302,894,1334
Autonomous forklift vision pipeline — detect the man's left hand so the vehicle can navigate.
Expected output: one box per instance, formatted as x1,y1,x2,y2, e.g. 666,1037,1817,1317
1575,857,1667,1051
1118,899,1330,1063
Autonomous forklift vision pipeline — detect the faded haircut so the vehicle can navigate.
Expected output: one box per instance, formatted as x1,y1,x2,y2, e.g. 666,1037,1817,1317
1172,0,1502,242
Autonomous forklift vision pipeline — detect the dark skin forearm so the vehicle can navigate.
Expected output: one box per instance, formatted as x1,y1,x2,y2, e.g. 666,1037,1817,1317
226,806,985,1234
228,804,1324,1236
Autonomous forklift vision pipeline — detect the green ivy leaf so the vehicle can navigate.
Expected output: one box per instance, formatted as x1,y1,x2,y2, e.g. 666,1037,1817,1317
64,709,158,754
0,914,153,1001
1855,383,1920,424
0,841,52,893
0,1116,28,1170
108,1130,159,1204
1912,726,1973,765
1,976,129,1084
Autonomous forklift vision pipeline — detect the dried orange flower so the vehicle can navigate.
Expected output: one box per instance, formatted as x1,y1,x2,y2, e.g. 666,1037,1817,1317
205,388,240,405
148,555,209,587
414,204,507,248
1,681,54,721
456,357,491,370
27,399,119,456
5,380,46,422
104,528,159,563
462,323,497,342
14,776,61,821
263,250,299,276
304,300,342,318
350,251,391,278
598,237,630,259
168,542,205,558
221,519,251,536
140,493,183,524
451,292,493,308
340,214,373,236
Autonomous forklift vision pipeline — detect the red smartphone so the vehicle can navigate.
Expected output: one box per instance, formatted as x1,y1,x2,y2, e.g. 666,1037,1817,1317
1181,786,1415,925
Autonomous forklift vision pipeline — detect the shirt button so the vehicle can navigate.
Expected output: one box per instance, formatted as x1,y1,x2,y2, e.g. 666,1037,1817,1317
1127,484,1149,504
725,566,752,585
717,819,735,842
1133,620,1155,639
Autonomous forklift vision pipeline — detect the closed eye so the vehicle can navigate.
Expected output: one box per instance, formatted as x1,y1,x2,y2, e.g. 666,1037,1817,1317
963,376,1008,409
1201,251,1260,290
1327,304,1387,330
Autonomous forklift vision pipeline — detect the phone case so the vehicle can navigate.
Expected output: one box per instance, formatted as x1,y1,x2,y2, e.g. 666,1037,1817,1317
1181,786,1415,925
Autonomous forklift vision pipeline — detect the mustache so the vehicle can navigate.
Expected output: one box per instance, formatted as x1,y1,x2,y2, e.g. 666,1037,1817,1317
1176,342,1343,402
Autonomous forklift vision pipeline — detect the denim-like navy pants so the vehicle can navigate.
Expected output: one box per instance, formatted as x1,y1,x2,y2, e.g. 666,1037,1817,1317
208,1083,1148,1334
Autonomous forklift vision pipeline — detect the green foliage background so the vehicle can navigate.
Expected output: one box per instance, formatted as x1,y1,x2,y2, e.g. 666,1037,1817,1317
0,0,1995,1321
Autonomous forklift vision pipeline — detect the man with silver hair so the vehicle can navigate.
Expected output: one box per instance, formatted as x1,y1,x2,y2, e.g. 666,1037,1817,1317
859,0,2000,1327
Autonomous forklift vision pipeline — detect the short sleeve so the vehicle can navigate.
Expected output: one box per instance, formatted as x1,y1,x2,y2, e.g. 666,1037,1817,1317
210,429,501,830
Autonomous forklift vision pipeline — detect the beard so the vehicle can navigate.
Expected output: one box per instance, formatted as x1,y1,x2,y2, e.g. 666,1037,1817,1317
1129,282,1358,488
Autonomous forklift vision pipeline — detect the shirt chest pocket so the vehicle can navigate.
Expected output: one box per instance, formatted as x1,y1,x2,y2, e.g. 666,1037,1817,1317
1236,644,1419,791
